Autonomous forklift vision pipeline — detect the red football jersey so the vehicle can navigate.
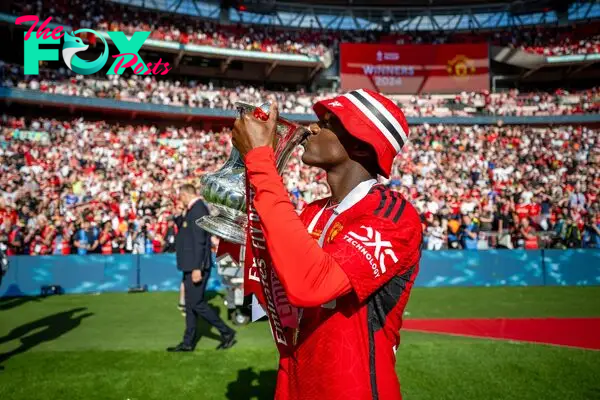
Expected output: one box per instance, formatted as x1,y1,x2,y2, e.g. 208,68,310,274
528,203,541,217
276,185,422,400
515,204,530,220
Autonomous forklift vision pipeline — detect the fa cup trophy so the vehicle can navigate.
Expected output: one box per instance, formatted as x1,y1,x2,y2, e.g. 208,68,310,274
196,102,310,244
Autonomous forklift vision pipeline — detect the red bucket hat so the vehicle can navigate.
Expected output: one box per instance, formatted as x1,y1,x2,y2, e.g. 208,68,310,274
313,88,409,178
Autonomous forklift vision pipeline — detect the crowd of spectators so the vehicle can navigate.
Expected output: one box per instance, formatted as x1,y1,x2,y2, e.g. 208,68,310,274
388,123,599,250
3,64,599,116
10,0,600,58
384,25,600,57
0,116,232,256
0,115,598,255
0,64,333,114
400,89,600,117
494,26,600,57
12,0,338,60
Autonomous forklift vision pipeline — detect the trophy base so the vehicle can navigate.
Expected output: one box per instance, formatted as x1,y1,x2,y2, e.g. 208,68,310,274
197,215,247,245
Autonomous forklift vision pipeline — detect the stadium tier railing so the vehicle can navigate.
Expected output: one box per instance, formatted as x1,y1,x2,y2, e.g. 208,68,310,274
2,88,600,125
1,250,599,297
547,54,600,63
491,45,600,70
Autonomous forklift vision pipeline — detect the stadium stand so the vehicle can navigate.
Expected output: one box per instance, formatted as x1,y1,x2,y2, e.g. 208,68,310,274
8,0,600,58
379,25,600,56
0,115,598,253
10,0,336,59
0,0,599,256
2,64,598,116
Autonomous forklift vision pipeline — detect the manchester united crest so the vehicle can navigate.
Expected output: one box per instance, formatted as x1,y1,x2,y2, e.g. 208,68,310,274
327,222,344,243
447,55,476,78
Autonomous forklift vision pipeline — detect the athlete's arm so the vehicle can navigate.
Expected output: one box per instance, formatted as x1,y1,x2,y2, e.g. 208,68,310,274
245,146,351,308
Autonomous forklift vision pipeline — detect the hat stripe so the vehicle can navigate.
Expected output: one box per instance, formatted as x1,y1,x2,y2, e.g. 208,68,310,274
342,92,402,153
356,89,408,145
342,93,401,153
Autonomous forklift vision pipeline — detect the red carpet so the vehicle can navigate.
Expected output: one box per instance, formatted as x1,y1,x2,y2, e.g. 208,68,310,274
403,318,600,350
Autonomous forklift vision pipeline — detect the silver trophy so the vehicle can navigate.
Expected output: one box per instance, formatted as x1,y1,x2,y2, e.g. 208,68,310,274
196,102,310,244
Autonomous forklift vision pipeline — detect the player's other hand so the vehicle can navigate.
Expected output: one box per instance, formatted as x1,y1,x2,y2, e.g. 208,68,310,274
232,102,278,157
191,269,202,283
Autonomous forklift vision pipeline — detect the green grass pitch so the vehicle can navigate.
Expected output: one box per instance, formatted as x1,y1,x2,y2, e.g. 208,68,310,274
1,287,599,400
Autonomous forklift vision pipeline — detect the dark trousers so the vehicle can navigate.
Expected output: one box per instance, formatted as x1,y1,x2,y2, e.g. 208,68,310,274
182,269,232,347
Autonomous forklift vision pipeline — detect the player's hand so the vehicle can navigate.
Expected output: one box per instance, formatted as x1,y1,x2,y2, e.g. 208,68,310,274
232,102,278,157
191,269,202,284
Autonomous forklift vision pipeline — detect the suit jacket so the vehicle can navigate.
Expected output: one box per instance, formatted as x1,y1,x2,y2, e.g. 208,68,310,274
175,199,212,273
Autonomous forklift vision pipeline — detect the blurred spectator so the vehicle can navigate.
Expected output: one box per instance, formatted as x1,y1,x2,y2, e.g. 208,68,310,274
162,218,178,253
74,220,95,255
564,216,583,249
460,215,479,250
583,214,600,248
425,218,444,250
518,218,539,250
99,221,114,255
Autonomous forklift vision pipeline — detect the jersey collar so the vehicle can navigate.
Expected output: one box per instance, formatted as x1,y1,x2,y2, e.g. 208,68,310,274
310,178,378,248
334,178,378,215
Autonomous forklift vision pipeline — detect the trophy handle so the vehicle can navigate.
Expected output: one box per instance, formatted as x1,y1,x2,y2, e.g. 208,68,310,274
235,101,310,175
275,125,309,174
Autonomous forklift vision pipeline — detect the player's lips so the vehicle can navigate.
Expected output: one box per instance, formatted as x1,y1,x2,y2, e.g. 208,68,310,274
301,127,318,149
300,130,311,148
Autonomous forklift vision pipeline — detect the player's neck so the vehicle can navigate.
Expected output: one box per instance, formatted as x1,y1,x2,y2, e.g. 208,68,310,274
326,160,376,204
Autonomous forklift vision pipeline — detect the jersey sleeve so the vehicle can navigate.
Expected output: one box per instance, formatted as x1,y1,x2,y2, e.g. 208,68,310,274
326,213,422,303
245,147,352,308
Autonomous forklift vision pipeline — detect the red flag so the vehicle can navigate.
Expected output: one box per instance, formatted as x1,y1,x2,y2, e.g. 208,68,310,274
216,240,242,264
243,239,265,306
245,173,298,356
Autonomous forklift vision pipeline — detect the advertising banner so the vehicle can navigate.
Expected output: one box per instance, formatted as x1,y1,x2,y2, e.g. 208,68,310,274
340,43,489,94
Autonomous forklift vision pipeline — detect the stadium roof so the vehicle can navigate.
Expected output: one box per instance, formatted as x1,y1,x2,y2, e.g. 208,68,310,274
280,0,511,6
111,0,600,30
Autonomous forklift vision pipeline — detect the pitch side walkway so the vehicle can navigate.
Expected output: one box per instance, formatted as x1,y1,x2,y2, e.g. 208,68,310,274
403,318,600,350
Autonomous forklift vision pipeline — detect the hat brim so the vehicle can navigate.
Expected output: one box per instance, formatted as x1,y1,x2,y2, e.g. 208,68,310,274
313,101,395,178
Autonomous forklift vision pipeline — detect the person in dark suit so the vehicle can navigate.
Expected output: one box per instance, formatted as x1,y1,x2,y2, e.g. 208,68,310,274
167,184,236,352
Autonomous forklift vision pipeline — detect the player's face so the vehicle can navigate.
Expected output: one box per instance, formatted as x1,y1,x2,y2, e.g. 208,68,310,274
302,112,351,169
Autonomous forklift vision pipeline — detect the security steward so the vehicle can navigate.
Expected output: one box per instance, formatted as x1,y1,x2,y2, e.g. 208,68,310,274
167,184,236,352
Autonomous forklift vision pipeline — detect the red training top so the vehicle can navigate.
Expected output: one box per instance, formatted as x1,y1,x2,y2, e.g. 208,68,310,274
245,147,423,400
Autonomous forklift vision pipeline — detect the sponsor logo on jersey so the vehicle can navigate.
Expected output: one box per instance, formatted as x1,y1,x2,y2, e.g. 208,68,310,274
343,226,398,278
